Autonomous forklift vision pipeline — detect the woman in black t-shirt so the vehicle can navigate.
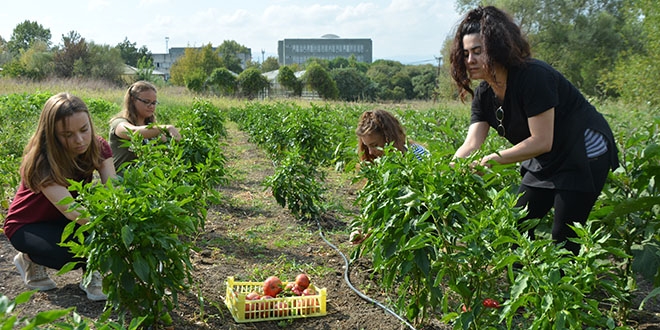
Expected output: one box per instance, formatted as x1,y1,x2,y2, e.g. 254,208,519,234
449,6,619,255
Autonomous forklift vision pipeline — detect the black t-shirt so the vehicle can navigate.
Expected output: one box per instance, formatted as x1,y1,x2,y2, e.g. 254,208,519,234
471,59,618,192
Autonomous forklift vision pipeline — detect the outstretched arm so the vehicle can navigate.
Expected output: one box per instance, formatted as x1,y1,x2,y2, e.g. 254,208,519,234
480,108,554,166
454,121,490,158
114,122,181,142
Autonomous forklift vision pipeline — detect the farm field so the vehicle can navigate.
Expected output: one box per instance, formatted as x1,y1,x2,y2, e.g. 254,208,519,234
0,120,442,329
1,80,659,329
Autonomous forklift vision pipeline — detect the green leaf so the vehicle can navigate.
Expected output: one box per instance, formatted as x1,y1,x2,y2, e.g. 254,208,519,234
603,196,660,221
133,255,151,282
121,225,135,249
33,308,74,325
510,275,529,300
14,290,36,304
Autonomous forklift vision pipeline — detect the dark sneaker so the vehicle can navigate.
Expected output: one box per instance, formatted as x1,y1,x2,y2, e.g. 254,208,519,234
13,252,57,291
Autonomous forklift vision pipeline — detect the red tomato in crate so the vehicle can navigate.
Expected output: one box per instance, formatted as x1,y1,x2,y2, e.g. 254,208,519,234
273,301,290,317
259,296,274,318
296,296,319,315
295,273,310,290
244,291,261,319
302,287,316,296
292,284,304,296
263,276,283,297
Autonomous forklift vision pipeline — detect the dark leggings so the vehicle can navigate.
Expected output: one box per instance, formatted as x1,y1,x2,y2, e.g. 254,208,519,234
9,218,86,270
516,154,612,255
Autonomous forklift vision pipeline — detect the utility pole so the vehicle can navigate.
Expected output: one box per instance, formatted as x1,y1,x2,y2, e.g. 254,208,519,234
165,37,169,53
261,49,265,63
433,55,443,104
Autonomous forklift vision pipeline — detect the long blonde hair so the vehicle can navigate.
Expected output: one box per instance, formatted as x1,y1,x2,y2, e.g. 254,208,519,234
21,93,102,192
111,80,158,125
355,109,407,162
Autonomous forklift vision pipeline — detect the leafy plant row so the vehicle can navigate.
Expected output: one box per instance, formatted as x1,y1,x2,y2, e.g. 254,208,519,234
227,101,365,220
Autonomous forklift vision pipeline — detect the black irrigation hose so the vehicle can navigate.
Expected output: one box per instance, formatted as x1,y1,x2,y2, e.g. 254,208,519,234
315,220,417,330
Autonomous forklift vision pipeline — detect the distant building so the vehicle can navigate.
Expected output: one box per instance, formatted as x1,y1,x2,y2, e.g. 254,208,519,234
151,47,251,80
260,70,319,100
278,35,372,66
120,64,167,84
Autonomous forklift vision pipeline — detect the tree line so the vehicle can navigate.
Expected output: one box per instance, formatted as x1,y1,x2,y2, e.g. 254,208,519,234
0,0,658,105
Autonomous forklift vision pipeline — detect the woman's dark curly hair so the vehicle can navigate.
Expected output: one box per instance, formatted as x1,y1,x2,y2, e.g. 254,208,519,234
449,6,531,101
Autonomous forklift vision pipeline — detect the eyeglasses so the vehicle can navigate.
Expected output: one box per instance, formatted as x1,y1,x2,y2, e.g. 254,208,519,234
134,96,159,107
495,106,505,136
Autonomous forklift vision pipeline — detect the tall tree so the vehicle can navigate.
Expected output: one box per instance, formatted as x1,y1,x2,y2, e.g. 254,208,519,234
208,67,237,96
73,42,123,83
54,31,88,78
7,20,51,55
331,67,375,101
304,63,338,100
261,56,280,72
18,41,53,80
406,64,438,100
169,43,223,86
216,40,249,73
603,0,659,104
0,35,11,66
116,37,152,67
237,67,269,99
366,59,405,100
277,66,302,96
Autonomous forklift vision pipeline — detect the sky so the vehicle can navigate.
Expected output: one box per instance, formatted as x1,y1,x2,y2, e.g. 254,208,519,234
0,0,462,65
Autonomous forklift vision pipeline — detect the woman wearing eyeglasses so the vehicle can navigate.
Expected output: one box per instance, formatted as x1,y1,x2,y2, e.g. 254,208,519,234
109,80,181,173
449,6,618,255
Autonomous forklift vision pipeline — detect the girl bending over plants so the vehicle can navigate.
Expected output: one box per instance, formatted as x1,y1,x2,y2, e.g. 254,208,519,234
3,92,116,301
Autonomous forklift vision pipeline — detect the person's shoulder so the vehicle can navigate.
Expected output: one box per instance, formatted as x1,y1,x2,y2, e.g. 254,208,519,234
110,117,129,125
520,59,557,75
95,135,110,147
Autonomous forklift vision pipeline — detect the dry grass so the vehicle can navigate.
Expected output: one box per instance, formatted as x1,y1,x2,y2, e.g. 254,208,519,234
0,76,468,115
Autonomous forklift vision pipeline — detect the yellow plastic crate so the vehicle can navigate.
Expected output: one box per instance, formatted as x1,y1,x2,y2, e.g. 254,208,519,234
225,276,327,323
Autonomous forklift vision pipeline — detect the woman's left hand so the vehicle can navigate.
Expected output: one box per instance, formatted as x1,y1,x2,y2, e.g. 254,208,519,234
479,153,499,167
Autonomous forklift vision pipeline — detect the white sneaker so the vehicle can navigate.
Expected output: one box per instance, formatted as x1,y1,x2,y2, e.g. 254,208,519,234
79,271,107,301
13,252,57,291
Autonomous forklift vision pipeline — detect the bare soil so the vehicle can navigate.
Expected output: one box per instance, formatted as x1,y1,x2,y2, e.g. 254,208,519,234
1,122,659,329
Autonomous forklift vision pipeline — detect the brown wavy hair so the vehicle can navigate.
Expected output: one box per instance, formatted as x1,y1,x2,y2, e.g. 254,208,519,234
449,6,531,101
355,110,407,162
21,93,103,192
111,80,158,125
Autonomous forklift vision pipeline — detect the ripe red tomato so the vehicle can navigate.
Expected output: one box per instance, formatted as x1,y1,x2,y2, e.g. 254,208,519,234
246,291,260,300
263,276,283,297
259,295,274,318
482,298,501,308
297,296,319,314
244,291,261,319
302,287,316,296
292,284,304,296
273,301,290,317
295,273,310,290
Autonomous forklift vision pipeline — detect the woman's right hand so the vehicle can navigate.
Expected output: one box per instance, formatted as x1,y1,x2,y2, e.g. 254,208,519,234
165,125,181,141
161,125,181,142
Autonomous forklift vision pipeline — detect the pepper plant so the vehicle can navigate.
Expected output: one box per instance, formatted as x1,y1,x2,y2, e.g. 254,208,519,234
60,108,226,326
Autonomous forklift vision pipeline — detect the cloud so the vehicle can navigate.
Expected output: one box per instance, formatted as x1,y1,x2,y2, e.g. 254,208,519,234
87,0,111,11
135,0,459,61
